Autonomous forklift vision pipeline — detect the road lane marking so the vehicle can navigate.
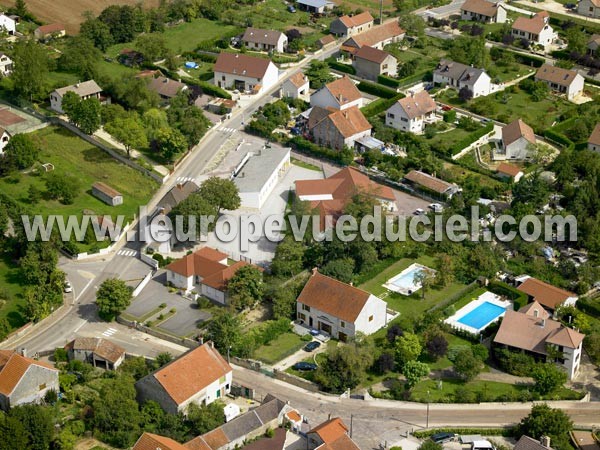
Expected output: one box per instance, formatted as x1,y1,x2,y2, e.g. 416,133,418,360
75,278,94,302
74,320,88,333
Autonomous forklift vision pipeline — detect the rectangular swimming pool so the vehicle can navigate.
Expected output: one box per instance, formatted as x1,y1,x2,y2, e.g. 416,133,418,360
457,301,506,330
389,267,424,289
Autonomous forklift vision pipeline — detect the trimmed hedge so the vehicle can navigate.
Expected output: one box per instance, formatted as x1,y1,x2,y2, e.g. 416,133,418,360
488,281,528,310
577,297,600,319
396,69,433,87
196,52,218,63
357,81,398,99
360,92,405,118
325,57,356,75
447,122,493,156
378,74,401,88
288,136,354,165
509,50,545,68
198,71,214,81
413,428,515,438
544,128,574,148
181,77,231,99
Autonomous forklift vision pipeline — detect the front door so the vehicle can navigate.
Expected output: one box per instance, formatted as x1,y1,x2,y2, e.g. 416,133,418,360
319,322,332,335
309,317,313,327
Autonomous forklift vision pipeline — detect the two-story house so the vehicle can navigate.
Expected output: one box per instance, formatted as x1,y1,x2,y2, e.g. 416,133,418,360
578,0,600,19
214,52,279,95
0,53,13,76
515,275,578,312
307,418,361,450
494,118,537,160
511,11,555,48
460,0,507,23
50,80,103,113
310,75,363,110
242,28,288,53
352,45,397,81
309,105,372,150
296,269,387,341
135,342,232,415
281,72,310,101
330,11,374,37
433,59,492,98
0,350,59,411
385,90,437,133
341,21,405,54
534,64,585,101
588,123,600,152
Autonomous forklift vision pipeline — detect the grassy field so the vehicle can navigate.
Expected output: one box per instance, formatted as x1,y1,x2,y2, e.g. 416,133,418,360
0,254,27,330
358,256,468,322
253,332,307,365
0,126,158,231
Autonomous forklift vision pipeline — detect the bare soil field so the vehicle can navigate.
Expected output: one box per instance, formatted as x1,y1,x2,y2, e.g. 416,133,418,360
0,0,160,34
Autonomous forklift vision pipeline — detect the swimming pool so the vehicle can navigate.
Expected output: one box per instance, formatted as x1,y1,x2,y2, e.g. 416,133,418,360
383,263,435,296
457,301,506,330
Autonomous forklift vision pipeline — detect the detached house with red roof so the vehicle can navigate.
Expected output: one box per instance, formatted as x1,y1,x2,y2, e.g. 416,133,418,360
330,11,374,37
309,106,372,150
588,123,600,152
341,21,405,54
385,90,437,134
165,247,252,304
0,350,59,411
214,52,279,95
297,269,387,341
353,46,397,81
310,76,363,111
460,0,507,23
515,275,578,311
493,301,584,379
494,118,537,161
534,64,584,101
308,417,361,449
135,342,232,414
281,72,310,102
511,11,554,48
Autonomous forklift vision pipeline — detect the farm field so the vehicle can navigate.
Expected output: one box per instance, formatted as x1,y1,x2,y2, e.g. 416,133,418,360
0,0,161,34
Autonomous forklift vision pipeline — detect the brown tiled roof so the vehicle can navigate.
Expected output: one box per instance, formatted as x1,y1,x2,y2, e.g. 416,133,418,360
165,247,228,278
136,69,163,78
67,337,125,364
297,271,372,322
517,277,576,310
242,27,285,46
92,182,121,199
502,119,536,147
318,434,362,450
242,428,287,450
404,170,456,194
309,418,350,444
546,326,585,348
326,106,371,138
201,428,230,449
535,64,580,88
214,52,274,79
132,432,190,450
512,11,549,35
338,11,374,28
496,162,523,177
394,91,436,120
159,181,200,214
518,300,550,319
588,123,600,146
147,76,187,98
514,436,553,450
286,410,302,422
461,0,503,17
144,343,231,405
55,80,102,98
184,436,212,450
323,76,362,107
343,21,405,49
354,45,392,64
36,23,65,35
201,260,250,291
319,35,336,46
0,350,57,396
288,71,309,88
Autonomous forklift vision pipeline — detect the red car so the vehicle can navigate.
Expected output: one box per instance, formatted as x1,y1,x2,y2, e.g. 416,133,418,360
441,104,453,111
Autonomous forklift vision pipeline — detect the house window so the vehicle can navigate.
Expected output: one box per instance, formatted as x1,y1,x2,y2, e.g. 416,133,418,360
302,304,311,312
401,117,408,122
590,6,594,11
38,383,46,391
387,113,394,119
368,315,373,322
216,389,221,398
222,75,225,81
340,321,345,328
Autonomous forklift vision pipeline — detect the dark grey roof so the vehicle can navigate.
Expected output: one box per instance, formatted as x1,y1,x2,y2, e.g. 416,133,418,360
219,395,286,442
434,59,470,81
514,436,552,450
159,181,199,214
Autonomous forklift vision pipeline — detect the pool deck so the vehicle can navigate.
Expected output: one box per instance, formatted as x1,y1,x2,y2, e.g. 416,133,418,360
444,291,512,335
382,263,436,296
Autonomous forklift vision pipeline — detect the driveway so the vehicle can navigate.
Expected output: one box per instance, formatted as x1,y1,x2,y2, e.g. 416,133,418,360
273,339,328,371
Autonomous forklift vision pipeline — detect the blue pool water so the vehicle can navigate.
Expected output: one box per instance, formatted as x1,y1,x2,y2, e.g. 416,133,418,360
457,302,506,330
390,267,425,290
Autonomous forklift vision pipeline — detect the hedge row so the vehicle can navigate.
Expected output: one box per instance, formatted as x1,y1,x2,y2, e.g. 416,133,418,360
544,128,574,148
577,297,600,319
325,58,356,75
288,136,353,165
488,281,528,310
357,80,398,99
448,122,494,156
181,78,231,99
195,52,218,63
378,74,401,88
396,69,434,87
360,92,405,118
413,428,515,438
508,50,545,68
198,71,214,81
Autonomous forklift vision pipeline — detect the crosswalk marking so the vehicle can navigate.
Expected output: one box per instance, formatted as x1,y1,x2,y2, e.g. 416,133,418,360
176,176,197,183
117,249,137,257
216,125,237,133
102,327,117,337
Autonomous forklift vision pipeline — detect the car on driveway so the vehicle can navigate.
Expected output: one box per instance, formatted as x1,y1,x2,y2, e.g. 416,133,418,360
293,361,317,371
304,341,321,352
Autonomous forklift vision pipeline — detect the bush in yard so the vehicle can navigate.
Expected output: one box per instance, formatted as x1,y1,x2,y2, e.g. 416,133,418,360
426,333,448,360
419,441,443,450
453,347,483,381
443,110,456,123
517,404,573,450
387,323,404,343
54,348,68,362
0,133,39,173
96,278,133,321
227,265,264,311
402,360,430,389
458,86,473,102
45,172,81,205
531,363,567,394
395,332,422,367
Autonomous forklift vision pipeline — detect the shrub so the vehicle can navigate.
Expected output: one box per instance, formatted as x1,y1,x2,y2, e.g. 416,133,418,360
444,122,493,156
325,57,356,74
360,93,405,118
54,348,68,362
159,302,167,309
288,136,354,165
378,74,401,88
357,81,398,98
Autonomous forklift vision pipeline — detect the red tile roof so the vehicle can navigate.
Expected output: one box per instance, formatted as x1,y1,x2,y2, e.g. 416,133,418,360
165,247,228,278
394,90,436,120
288,72,309,88
404,170,457,194
461,0,504,17
214,52,274,79
502,119,536,147
512,11,549,35
0,350,58,396
338,11,374,28
326,106,371,138
322,76,362,107
309,418,350,444
535,64,580,87
343,21,405,50
297,270,372,323
201,260,250,291
132,432,190,450
147,343,231,405
496,162,523,178
318,434,362,450
517,277,576,310
588,123,600,146
36,23,65,35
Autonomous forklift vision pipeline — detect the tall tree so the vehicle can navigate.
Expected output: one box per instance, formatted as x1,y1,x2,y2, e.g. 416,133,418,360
9,405,54,450
199,177,241,213
80,18,114,51
305,60,334,89
532,363,567,395
96,278,132,320
0,133,39,173
105,115,148,157
402,360,430,389
206,310,243,355
135,33,168,62
395,333,422,367
155,126,187,161
227,265,264,311
518,404,573,450
270,235,304,277
12,39,49,101
58,36,101,79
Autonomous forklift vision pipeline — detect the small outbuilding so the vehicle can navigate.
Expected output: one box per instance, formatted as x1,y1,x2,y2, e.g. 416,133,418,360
65,337,126,370
92,182,123,206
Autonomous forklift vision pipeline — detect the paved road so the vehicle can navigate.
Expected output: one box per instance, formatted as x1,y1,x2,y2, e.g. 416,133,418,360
232,365,600,449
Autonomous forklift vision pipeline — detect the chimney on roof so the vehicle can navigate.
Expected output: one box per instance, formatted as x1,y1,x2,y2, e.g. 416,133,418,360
338,93,343,103
540,318,546,328
208,340,214,348
312,267,318,276
540,436,551,448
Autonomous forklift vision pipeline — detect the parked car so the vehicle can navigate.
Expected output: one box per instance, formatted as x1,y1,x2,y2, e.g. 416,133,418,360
480,118,491,124
429,203,443,213
64,281,73,293
564,3,575,8
287,5,296,12
441,104,453,111
414,208,426,216
309,329,319,336
293,362,317,371
304,341,321,352
431,432,457,444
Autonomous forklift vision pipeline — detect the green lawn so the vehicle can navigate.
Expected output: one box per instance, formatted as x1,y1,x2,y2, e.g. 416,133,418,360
358,256,468,322
450,287,488,312
420,334,477,371
0,127,159,252
0,254,27,330
253,332,306,365
291,157,322,172
426,126,472,150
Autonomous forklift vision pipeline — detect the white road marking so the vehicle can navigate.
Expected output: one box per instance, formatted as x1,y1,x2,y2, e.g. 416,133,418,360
102,327,117,337
117,249,138,257
175,176,197,183
75,278,94,302
73,320,88,333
